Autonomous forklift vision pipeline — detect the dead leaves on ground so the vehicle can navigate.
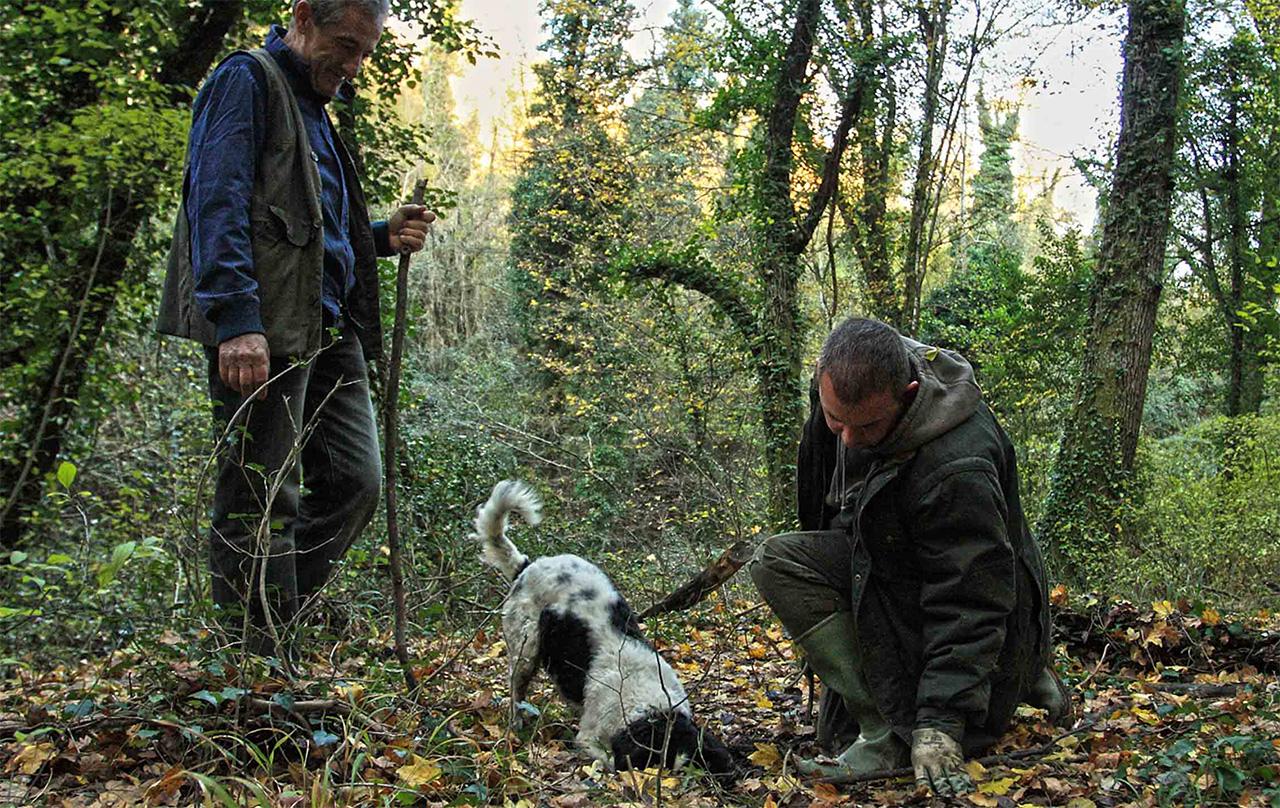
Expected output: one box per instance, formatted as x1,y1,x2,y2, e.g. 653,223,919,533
1,592,1278,806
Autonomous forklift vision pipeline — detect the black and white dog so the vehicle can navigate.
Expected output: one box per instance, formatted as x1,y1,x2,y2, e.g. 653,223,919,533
472,480,736,778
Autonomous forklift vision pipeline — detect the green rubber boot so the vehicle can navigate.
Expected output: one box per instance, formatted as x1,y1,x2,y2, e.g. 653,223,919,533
793,611,909,777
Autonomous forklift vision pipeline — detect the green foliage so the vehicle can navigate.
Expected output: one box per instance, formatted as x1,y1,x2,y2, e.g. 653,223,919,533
1122,413,1280,607
923,224,1094,523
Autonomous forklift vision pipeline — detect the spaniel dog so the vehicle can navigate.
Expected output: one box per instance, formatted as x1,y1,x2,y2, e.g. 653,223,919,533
472,480,736,778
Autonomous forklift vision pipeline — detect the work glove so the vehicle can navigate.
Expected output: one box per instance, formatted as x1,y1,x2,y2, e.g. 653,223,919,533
910,727,972,796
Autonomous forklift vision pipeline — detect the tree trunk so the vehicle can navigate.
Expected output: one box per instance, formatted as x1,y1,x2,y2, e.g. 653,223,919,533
900,0,950,334
0,3,244,547
844,0,900,328
1039,0,1186,581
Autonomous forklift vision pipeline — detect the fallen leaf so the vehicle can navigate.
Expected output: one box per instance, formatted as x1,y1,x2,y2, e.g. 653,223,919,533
396,755,442,788
748,743,781,770
6,741,56,775
978,776,1019,796
812,781,848,804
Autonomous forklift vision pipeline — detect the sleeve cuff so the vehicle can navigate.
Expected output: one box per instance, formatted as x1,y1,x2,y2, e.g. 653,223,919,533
372,220,393,257
213,302,266,345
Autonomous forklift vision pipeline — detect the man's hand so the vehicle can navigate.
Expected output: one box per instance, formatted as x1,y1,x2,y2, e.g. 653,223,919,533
218,333,270,400
911,727,972,796
387,205,435,254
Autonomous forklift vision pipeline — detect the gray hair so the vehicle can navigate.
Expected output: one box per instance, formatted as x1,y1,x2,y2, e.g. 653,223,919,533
816,318,911,405
297,0,389,27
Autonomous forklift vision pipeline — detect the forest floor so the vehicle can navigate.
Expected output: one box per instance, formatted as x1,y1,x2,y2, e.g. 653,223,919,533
1,587,1277,807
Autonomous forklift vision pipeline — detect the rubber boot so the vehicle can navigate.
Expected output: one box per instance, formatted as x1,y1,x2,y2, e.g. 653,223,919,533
1028,663,1075,727
792,612,909,777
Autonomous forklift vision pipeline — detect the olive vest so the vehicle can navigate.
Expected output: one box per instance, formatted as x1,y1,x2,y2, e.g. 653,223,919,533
157,48,383,360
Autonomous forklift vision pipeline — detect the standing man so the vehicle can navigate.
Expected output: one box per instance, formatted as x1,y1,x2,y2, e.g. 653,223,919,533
158,0,433,662
750,318,1070,795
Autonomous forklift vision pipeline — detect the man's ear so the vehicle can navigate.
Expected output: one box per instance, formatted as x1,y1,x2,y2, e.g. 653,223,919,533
292,0,314,30
903,379,920,406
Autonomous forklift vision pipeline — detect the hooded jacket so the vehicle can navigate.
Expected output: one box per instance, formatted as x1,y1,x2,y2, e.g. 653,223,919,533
797,337,1051,751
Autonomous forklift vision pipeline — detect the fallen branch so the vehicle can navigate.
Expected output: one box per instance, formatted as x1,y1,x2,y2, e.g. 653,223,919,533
640,539,755,620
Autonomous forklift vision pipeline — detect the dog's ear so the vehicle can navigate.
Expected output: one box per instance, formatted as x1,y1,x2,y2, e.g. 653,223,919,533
693,726,738,781
611,714,664,772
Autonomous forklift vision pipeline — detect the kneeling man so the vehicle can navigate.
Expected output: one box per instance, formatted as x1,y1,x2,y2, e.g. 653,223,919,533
751,318,1069,794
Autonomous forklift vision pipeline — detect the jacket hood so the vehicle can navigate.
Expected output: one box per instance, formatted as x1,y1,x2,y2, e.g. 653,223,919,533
872,336,981,457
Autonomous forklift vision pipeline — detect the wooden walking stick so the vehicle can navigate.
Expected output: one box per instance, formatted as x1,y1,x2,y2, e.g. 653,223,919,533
383,179,427,694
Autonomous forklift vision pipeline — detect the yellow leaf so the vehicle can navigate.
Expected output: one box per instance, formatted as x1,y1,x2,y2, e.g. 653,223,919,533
965,759,989,781
1201,608,1221,626
1131,707,1160,725
969,794,999,807
748,743,781,769
978,776,1019,796
1050,584,1069,606
1065,799,1097,808
1153,600,1175,618
748,643,768,659
397,755,442,787
334,682,365,702
764,796,778,808
7,742,56,775
755,692,774,709
767,774,803,793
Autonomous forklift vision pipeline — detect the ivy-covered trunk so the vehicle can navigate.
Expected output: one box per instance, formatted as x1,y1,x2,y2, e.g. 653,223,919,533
1039,0,1186,581
754,242,805,526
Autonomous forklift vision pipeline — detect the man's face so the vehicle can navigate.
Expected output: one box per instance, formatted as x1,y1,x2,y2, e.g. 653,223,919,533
291,1,384,98
818,372,916,450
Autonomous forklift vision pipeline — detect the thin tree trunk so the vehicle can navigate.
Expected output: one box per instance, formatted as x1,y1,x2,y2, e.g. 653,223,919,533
1039,0,1186,581
901,0,950,334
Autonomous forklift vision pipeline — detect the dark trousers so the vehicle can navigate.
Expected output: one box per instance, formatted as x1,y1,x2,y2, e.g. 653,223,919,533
205,325,381,654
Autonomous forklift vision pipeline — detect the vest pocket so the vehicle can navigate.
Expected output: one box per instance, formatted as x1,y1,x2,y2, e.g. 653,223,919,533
261,204,317,247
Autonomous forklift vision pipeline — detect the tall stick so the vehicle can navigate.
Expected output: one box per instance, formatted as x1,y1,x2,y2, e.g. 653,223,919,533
383,180,426,693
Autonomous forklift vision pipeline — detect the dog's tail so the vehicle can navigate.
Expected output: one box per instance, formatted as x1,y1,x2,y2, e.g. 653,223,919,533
472,480,542,581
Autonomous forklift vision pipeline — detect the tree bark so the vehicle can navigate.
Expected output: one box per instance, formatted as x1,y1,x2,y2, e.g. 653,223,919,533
1039,0,1186,581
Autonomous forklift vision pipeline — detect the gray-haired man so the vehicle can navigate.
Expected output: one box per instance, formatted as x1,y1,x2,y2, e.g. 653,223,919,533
159,0,433,661
750,318,1070,794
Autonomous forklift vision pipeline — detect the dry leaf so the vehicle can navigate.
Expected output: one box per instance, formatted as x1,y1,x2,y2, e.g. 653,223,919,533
396,755,442,788
748,743,782,770
6,741,56,775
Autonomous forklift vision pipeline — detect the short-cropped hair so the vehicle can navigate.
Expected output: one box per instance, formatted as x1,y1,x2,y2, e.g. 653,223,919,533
816,318,910,405
299,0,389,27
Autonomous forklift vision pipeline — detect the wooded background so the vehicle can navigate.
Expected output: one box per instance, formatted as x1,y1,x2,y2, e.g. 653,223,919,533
1,0,1278,805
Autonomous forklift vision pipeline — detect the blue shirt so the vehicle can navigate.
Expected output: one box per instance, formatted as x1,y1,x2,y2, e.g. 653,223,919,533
185,25,390,343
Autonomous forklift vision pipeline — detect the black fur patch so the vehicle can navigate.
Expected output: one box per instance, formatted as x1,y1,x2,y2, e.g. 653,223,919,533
570,587,598,603
555,571,572,585
608,598,647,642
536,608,592,705
610,710,737,779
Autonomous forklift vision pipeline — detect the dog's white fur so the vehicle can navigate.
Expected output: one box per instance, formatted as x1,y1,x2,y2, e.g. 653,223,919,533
471,480,696,766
